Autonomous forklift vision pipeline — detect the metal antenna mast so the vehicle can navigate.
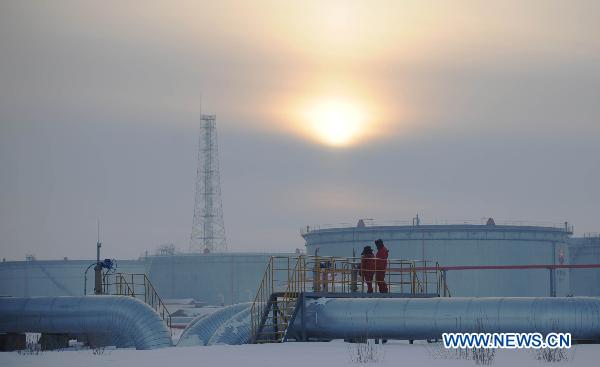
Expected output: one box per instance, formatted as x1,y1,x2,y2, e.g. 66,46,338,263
189,114,227,253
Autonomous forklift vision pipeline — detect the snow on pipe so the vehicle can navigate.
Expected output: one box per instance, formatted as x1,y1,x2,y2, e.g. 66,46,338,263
207,307,251,345
288,297,600,341
0,296,172,350
177,302,251,346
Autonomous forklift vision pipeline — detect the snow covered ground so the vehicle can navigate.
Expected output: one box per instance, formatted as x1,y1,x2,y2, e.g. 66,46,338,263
2,340,600,367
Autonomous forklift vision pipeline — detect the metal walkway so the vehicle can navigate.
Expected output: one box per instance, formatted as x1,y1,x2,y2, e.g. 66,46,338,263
250,255,450,343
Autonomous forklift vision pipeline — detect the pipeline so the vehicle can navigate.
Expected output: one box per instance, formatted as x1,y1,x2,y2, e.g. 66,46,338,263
177,302,251,346
288,297,600,341
207,307,251,345
0,296,172,350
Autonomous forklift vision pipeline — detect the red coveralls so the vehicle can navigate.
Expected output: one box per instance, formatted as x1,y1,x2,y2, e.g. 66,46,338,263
360,255,376,293
375,245,389,293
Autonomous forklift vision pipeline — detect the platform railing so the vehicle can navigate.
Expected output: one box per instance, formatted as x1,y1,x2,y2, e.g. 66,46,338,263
250,255,449,343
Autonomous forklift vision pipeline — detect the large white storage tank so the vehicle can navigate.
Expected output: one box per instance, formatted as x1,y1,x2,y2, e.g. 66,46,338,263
0,253,293,305
143,253,294,305
568,234,600,296
301,220,572,297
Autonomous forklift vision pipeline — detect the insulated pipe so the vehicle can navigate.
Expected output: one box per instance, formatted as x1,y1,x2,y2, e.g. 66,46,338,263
0,296,172,350
181,313,210,333
288,297,600,341
177,302,251,346
207,307,251,345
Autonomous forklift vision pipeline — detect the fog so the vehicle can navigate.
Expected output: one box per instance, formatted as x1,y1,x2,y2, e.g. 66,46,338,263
1,1,598,260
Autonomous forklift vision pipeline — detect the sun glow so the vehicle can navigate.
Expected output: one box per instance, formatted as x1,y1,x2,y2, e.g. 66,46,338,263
304,98,368,147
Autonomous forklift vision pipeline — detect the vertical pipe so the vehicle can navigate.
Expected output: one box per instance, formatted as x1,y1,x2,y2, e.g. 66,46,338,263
94,265,102,295
94,223,102,295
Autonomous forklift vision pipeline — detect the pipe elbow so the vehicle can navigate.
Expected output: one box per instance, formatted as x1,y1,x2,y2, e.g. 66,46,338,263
0,296,172,350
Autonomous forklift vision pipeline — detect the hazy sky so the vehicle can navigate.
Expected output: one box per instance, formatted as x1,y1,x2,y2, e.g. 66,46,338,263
1,1,599,260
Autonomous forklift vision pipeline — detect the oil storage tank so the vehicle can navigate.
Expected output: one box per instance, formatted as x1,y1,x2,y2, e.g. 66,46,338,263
301,219,572,297
0,252,294,304
569,234,600,296
142,252,295,306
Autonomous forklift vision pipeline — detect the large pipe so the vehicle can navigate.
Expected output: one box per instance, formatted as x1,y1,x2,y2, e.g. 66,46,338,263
288,297,600,341
0,296,172,350
177,302,251,347
207,307,251,345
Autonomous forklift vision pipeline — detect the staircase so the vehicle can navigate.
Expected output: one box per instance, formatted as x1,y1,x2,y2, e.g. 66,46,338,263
251,257,305,343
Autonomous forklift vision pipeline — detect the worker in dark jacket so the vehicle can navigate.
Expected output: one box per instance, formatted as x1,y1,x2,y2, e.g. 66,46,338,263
360,245,376,293
374,239,389,293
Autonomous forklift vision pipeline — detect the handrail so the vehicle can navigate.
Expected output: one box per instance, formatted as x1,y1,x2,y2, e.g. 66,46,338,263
102,272,172,331
279,257,304,323
250,255,449,343
250,257,274,343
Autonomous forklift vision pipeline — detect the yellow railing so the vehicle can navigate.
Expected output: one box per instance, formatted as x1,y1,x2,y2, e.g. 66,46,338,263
439,269,451,297
251,257,272,343
250,255,449,343
102,272,172,330
281,256,444,295
275,256,305,340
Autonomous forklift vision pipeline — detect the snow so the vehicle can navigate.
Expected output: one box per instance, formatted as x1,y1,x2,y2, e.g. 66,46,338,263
168,305,221,317
2,340,600,367
170,328,185,345
306,297,333,306
207,313,250,345
184,306,222,318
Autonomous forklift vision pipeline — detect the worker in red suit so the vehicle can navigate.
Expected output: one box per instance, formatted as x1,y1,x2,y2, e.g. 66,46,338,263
360,245,376,293
374,239,389,293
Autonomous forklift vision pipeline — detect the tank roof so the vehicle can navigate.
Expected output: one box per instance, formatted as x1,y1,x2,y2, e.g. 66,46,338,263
301,221,573,237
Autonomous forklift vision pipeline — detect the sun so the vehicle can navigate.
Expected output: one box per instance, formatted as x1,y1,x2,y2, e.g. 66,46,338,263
305,98,367,147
